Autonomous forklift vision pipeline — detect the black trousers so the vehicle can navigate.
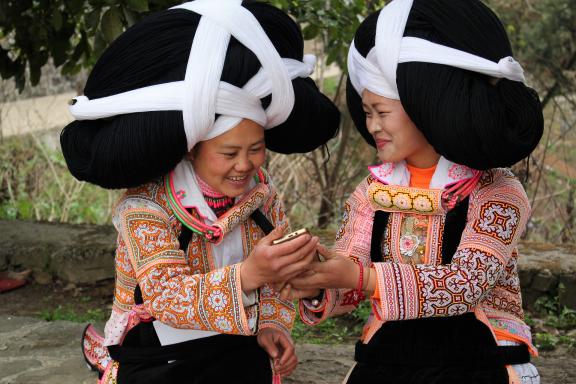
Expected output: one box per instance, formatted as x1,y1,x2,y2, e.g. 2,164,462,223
109,322,272,384
346,313,528,384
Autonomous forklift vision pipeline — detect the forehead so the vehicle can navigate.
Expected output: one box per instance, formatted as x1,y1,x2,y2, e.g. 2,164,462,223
361,90,398,107
206,119,265,148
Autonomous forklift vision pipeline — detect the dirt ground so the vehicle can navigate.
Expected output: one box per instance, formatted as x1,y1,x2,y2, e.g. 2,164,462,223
1,281,576,383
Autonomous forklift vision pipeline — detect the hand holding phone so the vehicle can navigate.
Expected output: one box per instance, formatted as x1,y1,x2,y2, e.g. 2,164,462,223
272,228,309,245
240,226,318,292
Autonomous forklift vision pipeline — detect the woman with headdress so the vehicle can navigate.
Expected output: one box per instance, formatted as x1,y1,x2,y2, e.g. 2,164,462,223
61,1,339,383
288,0,542,383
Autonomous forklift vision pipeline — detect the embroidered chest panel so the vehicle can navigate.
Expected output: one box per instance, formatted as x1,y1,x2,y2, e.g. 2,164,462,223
367,178,448,266
382,212,446,266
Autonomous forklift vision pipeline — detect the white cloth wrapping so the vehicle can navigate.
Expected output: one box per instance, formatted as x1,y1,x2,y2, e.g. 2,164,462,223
69,0,316,150
348,0,525,100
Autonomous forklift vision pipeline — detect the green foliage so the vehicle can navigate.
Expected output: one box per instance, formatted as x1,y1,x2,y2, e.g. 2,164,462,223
487,0,576,102
292,301,371,344
531,292,576,352
0,0,183,90
0,0,386,90
0,133,119,224
40,305,107,322
271,0,386,70
534,291,576,330
534,332,559,351
534,332,576,352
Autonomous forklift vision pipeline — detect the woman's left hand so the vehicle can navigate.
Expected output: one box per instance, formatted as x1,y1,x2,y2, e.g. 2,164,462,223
289,245,359,290
257,328,298,377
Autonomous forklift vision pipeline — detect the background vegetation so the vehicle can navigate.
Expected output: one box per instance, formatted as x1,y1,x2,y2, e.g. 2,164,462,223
1,0,574,242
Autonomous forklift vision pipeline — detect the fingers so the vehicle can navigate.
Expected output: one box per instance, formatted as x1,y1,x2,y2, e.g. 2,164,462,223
257,331,279,360
276,237,319,272
279,283,292,301
261,223,289,245
275,333,297,376
289,271,324,290
270,233,314,255
317,244,337,260
275,354,297,377
277,333,295,366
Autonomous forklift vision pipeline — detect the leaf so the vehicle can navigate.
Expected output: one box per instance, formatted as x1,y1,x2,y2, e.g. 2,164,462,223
65,0,84,14
101,7,124,43
52,9,63,31
122,7,139,27
29,50,49,85
14,65,26,93
49,39,70,67
71,33,88,62
61,58,81,75
85,8,101,32
0,48,18,79
125,0,149,12
92,30,108,57
302,24,319,40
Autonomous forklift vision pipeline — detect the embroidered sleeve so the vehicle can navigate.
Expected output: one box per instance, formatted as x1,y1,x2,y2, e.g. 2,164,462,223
258,181,295,335
372,171,531,321
299,178,374,325
115,201,254,335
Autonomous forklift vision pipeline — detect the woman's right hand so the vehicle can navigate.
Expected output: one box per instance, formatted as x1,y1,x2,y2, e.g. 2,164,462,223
240,225,319,292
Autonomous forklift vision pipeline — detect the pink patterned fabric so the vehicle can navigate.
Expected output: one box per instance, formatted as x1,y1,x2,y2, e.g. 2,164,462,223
299,168,536,355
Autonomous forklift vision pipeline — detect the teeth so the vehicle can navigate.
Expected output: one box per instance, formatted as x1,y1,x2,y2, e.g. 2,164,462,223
228,176,247,181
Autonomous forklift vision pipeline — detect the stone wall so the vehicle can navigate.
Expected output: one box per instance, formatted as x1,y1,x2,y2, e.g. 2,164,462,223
0,220,115,285
1,220,575,310
517,242,576,310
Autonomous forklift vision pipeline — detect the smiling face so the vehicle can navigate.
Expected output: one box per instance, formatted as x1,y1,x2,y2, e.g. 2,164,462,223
362,90,439,168
189,119,266,198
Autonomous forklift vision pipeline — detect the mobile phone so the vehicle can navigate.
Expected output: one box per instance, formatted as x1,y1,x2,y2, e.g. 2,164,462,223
272,228,309,245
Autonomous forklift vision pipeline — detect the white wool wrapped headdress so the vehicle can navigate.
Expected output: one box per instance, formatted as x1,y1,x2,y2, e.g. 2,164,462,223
347,0,525,100
69,0,315,150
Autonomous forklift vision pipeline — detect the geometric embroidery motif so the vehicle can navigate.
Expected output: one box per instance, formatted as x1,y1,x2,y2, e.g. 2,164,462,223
448,163,473,180
124,211,184,274
473,202,519,245
367,181,444,215
336,202,351,241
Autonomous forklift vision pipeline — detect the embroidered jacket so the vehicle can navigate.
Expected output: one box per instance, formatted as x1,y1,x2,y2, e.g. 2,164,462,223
300,163,536,355
103,172,294,346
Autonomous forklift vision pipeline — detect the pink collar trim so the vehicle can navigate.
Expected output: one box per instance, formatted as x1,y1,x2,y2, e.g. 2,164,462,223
368,157,476,189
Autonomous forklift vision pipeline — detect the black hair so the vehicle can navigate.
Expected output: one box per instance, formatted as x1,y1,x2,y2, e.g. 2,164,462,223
347,0,543,170
61,3,339,189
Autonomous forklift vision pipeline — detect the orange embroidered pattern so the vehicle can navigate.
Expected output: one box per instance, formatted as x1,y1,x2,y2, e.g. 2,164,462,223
367,182,444,215
123,211,186,276
214,183,271,239
473,202,520,245
105,175,294,351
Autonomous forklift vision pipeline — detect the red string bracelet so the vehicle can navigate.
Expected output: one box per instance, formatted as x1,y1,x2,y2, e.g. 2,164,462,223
343,260,366,306
356,262,364,293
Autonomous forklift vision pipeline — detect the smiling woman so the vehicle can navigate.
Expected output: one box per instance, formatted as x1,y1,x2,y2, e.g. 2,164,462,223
290,0,543,383
59,1,339,383
190,119,266,199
